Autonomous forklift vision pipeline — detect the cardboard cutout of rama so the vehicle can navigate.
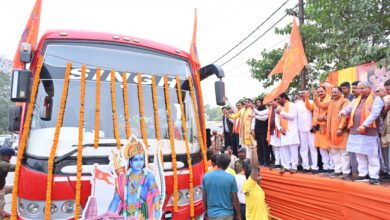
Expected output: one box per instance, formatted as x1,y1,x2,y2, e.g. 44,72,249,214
82,136,166,220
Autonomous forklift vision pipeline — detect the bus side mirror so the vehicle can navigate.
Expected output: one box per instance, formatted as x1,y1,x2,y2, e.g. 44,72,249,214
215,80,226,106
8,106,22,132
10,69,32,102
198,64,226,106
20,42,33,63
40,96,53,121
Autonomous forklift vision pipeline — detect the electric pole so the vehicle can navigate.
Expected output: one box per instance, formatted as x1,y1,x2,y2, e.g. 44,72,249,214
298,0,306,90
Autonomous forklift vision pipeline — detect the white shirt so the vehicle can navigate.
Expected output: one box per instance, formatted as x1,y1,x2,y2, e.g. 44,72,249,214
295,100,313,132
251,108,269,130
275,102,300,146
235,174,246,204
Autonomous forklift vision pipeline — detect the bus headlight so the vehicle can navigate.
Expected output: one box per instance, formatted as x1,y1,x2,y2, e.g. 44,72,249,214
167,185,203,206
62,200,75,214
50,204,58,214
19,198,80,219
27,203,40,215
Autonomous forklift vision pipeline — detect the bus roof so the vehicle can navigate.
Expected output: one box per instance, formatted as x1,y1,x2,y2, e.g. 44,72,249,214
37,30,192,60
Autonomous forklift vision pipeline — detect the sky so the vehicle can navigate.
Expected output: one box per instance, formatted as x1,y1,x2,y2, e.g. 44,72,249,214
0,0,297,107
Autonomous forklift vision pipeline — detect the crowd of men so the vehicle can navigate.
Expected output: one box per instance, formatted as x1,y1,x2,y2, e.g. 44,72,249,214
218,80,390,185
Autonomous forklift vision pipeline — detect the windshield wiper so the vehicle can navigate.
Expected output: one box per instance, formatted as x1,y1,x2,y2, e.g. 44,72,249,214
54,143,123,164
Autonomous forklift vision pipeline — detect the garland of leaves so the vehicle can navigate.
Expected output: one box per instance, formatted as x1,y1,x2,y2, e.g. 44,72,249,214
74,65,86,219
44,62,72,219
187,76,208,172
163,75,179,212
94,67,101,148
110,70,121,149
175,76,195,218
11,56,44,218
122,73,131,139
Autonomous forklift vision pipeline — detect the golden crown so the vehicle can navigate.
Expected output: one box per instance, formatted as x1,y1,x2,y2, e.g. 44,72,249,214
123,136,145,160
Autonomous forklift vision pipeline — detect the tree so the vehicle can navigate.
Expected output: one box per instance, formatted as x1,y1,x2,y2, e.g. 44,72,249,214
248,0,390,93
204,104,223,121
0,71,11,134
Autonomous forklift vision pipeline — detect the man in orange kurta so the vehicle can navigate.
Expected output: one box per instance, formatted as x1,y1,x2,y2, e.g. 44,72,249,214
327,87,351,178
305,87,333,172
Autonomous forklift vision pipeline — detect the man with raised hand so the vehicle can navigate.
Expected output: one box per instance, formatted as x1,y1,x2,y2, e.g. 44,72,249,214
306,86,333,172
296,90,318,173
242,136,269,220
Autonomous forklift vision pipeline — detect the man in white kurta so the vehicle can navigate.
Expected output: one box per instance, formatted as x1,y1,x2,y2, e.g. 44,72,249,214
262,100,282,168
275,93,300,173
295,92,318,172
340,82,384,185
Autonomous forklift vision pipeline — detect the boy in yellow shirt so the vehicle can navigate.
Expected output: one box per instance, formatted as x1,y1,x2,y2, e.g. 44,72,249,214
242,138,269,220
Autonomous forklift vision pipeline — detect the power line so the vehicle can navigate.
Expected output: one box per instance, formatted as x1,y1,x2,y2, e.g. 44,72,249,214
221,13,288,67
212,0,290,64
224,36,289,73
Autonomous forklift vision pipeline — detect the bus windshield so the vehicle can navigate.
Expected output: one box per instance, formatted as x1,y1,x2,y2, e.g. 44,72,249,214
27,42,200,161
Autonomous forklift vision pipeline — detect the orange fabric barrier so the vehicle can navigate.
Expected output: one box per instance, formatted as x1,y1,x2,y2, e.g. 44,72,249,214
260,169,390,220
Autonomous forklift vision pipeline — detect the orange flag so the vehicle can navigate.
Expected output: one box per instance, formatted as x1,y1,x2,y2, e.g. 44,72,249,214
264,18,308,103
322,70,339,94
189,8,200,70
12,0,42,69
94,167,113,185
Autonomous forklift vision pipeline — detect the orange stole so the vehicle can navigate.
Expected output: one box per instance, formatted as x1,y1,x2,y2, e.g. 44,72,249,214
279,102,289,131
348,92,376,129
313,95,331,148
267,107,281,145
327,97,350,149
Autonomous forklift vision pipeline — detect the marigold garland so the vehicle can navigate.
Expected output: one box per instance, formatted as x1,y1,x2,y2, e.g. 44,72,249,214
11,56,44,219
188,76,208,172
163,75,179,212
137,73,149,149
122,73,131,139
193,73,207,147
94,67,101,149
44,62,72,219
74,65,86,219
151,76,164,164
175,76,195,218
110,70,121,149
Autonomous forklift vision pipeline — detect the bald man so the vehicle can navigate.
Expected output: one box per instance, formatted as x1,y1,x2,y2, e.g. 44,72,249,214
374,86,387,98
340,82,384,185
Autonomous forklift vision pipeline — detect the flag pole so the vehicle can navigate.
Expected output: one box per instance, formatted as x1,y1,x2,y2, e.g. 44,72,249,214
299,0,306,90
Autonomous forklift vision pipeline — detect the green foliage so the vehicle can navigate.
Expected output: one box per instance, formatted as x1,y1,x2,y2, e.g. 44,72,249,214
248,0,390,91
0,71,11,134
204,104,223,121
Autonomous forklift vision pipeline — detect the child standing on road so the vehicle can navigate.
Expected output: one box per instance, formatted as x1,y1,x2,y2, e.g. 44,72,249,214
0,147,16,218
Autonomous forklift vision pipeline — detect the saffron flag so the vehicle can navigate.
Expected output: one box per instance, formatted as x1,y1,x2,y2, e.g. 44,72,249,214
94,167,113,185
264,18,308,103
12,0,42,69
189,8,207,147
189,8,200,70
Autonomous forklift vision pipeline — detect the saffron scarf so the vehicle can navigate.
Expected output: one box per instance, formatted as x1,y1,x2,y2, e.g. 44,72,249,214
348,92,376,129
279,102,289,131
312,95,331,126
327,97,348,146
267,106,281,141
